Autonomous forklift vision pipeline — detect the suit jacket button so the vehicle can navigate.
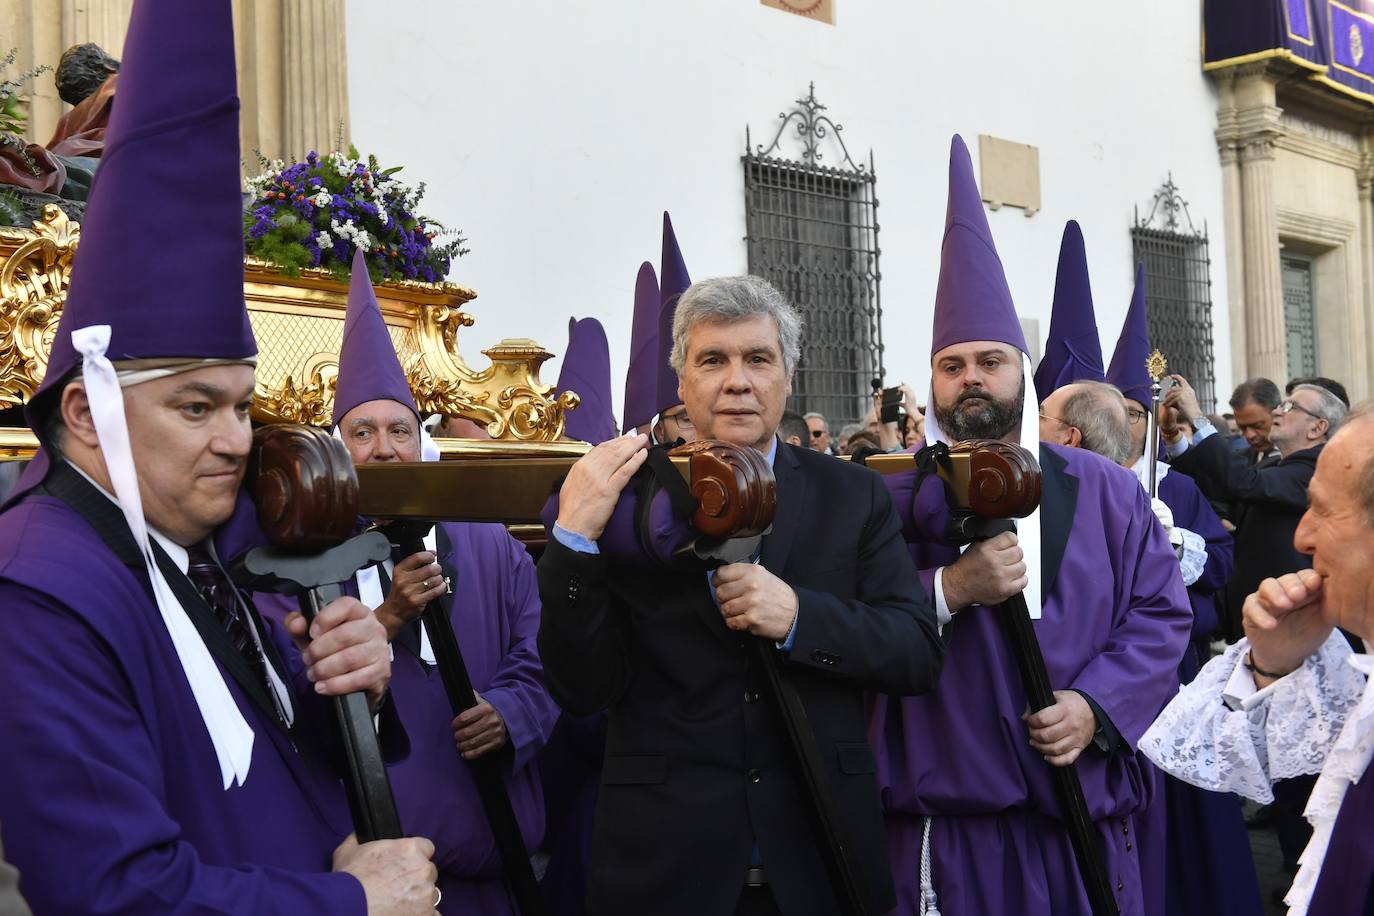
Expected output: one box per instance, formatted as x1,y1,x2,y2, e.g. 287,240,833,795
811,649,826,663
744,691,760,704
747,768,761,783
830,654,842,666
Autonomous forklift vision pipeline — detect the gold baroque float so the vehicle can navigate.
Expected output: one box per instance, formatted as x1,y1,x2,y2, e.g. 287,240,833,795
0,206,571,441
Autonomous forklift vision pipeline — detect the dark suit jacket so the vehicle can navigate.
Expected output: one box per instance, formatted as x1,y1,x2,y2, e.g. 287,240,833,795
537,442,943,916
1172,435,1321,630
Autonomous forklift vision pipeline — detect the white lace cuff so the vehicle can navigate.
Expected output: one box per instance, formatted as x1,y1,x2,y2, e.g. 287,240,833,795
1177,527,1207,587
1139,632,1361,804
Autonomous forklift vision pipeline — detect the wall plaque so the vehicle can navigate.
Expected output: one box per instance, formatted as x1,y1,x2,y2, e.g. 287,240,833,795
760,0,834,25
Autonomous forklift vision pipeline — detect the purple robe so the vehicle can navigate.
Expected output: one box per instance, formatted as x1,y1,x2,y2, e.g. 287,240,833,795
260,521,558,915
0,490,365,914
1156,470,1232,682
537,711,607,916
1308,756,1374,914
868,444,1191,916
1136,470,1262,916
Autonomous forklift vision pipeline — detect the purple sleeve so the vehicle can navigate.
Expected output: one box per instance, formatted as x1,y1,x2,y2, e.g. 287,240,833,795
1170,475,1234,594
0,585,366,916
1069,485,1193,748
480,532,561,773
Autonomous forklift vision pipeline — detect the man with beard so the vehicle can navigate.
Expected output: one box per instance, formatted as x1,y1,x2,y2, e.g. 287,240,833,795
867,135,1190,916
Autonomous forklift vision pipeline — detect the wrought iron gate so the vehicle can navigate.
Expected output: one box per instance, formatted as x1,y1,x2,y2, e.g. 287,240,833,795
1131,175,1217,412
743,84,882,429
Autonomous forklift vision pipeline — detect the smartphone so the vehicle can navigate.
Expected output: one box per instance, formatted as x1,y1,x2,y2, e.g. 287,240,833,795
879,386,905,425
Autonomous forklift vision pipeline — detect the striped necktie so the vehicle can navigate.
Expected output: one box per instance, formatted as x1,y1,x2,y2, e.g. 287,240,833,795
185,542,271,694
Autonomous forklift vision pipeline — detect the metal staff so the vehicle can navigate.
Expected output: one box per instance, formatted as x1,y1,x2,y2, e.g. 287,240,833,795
1146,349,1168,499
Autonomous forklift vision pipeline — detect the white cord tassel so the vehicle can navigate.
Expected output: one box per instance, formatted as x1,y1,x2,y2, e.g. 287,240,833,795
919,815,941,916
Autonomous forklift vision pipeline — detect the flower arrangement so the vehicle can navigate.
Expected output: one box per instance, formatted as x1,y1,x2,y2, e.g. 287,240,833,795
244,147,468,283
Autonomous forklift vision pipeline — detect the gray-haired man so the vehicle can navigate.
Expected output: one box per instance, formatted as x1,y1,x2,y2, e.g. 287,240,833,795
536,276,943,916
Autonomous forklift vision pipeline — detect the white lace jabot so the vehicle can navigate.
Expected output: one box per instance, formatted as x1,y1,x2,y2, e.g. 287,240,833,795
1139,631,1371,915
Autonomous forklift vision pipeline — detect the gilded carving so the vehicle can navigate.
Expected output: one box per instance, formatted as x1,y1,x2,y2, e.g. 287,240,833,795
0,206,79,406
0,214,571,441
407,339,574,441
259,366,337,427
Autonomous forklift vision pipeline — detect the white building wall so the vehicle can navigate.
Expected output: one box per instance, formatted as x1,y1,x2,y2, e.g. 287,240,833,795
346,0,1229,419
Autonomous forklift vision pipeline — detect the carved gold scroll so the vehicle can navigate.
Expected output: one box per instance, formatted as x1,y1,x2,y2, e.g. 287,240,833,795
0,206,572,441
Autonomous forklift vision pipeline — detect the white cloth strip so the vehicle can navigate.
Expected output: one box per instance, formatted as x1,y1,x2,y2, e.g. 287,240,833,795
74,325,254,789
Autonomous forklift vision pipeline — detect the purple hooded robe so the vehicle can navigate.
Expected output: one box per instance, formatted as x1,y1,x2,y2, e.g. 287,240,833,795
1131,469,1263,916
868,443,1191,915
1307,757,1374,913
257,520,557,915
0,475,368,913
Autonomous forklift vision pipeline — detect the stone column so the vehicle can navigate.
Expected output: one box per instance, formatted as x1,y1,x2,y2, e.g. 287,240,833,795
1233,69,1288,384
1355,147,1374,401
61,0,133,58
1213,70,1248,387
282,0,349,157
10,0,65,143
234,0,285,166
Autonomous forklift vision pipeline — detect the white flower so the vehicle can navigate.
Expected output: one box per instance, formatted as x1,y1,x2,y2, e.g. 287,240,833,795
315,231,331,248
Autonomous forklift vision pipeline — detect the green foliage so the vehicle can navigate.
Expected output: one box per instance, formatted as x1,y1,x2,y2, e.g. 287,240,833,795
0,49,50,131
0,188,23,226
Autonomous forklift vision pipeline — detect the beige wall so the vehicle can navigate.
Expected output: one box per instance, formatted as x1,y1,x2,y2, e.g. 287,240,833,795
1212,63,1374,402
3,0,348,164
1274,141,1367,395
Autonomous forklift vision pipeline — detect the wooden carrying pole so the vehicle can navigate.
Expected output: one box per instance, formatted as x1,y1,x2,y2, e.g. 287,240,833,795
932,440,1119,916
361,438,870,915
388,522,545,916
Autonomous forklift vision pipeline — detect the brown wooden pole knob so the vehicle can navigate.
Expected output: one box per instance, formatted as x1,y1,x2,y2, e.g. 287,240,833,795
669,439,778,539
248,424,360,551
943,439,1042,519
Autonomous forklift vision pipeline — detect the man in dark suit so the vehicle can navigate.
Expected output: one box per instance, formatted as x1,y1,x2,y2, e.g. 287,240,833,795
1163,377,1347,627
537,276,944,916
1229,377,1283,467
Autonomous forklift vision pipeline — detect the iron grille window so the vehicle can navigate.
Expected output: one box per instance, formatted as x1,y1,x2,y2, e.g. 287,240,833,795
743,85,882,430
1132,176,1217,412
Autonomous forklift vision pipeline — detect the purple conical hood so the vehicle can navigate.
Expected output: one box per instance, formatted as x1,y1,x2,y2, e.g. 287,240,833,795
930,135,1027,359
1106,263,1152,409
621,262,660,432
332,249,418,428
655,212,691,415
557,317,616,445
1032,220,1105,402
32,0,254,428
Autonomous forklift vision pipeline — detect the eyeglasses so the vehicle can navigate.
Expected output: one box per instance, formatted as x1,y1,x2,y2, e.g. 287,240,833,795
1125,407,1148,424
1039,413,1070,427
662,409,694,429
1277,399,1319,419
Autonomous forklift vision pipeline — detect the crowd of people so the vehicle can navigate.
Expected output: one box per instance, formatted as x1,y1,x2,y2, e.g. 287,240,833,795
1,2,1372,916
